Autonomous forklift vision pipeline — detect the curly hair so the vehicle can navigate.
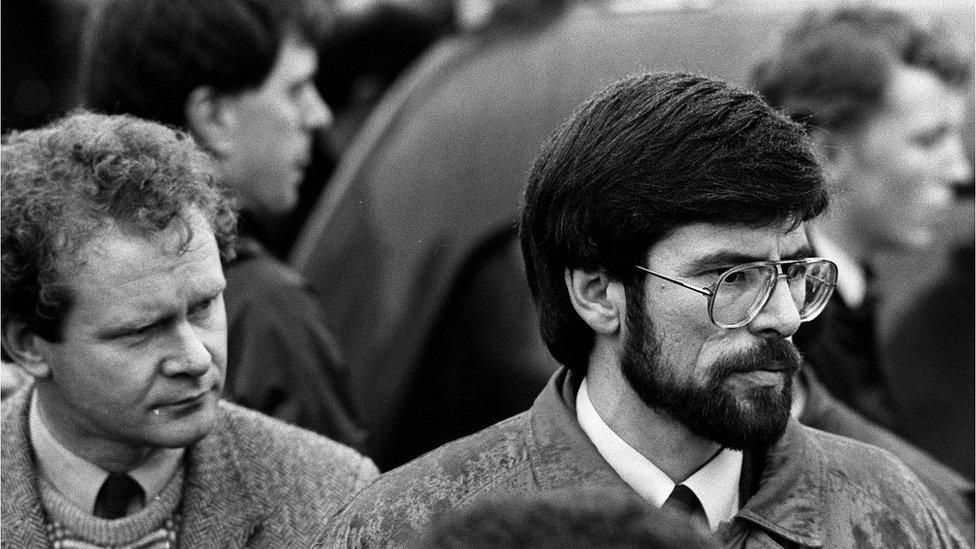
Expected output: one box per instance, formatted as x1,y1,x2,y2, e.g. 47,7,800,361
751,6,972,132
519,72,826,373
1,110,237,342
78,0,334,128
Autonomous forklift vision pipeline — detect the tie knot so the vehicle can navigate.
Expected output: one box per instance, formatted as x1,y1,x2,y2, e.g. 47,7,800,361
663,484,709,531
93,473,145,519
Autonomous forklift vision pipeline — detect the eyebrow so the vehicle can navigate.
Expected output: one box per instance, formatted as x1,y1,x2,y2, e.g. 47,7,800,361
685,245,815,273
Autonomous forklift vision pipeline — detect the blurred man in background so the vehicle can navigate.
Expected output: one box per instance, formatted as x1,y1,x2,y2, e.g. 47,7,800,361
751,5,973,430
79,0,366,449
1,112,376,546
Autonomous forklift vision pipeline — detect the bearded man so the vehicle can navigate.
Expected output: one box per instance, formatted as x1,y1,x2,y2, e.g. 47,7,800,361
321,72,966,547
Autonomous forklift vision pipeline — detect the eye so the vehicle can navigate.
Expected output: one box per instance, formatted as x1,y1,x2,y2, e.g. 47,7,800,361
189,296,217,316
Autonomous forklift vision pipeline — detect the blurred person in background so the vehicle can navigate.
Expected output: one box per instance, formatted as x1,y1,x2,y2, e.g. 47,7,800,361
322,72,966,547
0,112,377,546
78,0,366,449
751,5,973,431
882,88,975,479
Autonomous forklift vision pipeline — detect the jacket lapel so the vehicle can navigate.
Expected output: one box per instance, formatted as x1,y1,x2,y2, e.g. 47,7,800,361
525,368,635,494
178,405,264,548
1,388,49,547
732,418,827,546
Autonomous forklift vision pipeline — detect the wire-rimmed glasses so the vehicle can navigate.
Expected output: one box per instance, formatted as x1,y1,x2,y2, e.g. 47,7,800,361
633,258,838,329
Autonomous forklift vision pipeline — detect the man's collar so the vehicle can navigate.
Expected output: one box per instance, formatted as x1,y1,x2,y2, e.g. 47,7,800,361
808,228,868,308
575,378,741,530
28,391,183,514
530,367,827,545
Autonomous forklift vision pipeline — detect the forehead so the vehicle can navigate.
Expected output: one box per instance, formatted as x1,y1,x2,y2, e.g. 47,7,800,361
871,66,963,128
264,34,318,86
647,222,810,267
64,213,225,326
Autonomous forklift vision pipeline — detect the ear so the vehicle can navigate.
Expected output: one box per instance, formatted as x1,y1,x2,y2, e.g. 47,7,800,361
1,319,52,380
565,268,624,336
809,128,857,189
185,86,237,156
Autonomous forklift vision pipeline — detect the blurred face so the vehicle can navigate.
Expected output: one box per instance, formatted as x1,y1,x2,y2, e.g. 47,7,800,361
33,210,227,452
621,223,807,450
842,66,971,250
220,35,331,216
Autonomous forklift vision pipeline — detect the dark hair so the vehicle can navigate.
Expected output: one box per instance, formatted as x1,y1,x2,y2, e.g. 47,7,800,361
78,0,333,128
1,110,237,343
520,72,827,373
411,489,719,548
751,6,972,132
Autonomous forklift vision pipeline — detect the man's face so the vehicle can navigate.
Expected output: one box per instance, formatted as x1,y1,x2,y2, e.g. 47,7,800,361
220,35,331,216
621,222,807,450
841,66,971,250
34,210,228,451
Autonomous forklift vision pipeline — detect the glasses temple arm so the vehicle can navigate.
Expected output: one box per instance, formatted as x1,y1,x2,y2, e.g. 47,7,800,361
633,265,713,297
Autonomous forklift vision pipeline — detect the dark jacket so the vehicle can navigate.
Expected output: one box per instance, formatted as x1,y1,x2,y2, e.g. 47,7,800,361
1,387,379,547
324,368,967,548
224,235,366,452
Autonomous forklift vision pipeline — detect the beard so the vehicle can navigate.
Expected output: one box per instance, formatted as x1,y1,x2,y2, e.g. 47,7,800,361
620,294,801,451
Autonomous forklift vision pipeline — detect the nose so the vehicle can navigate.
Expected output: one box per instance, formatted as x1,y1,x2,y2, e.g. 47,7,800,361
160,320,212,378
747,273,802,338
302,86,333,131
943,133,973,184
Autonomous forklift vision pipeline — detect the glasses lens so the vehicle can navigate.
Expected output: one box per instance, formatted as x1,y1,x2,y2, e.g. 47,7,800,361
790,260,837,320
711,265,776,328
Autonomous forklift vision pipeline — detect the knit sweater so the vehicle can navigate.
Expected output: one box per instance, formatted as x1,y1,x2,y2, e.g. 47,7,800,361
2,386,379,547
40,467,183,548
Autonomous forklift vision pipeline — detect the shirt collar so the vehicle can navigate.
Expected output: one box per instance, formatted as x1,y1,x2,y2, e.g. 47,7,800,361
808,229,867,308
28,391,184,514
575,378,741,530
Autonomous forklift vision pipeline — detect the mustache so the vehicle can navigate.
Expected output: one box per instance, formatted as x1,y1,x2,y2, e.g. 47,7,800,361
712,337,801,377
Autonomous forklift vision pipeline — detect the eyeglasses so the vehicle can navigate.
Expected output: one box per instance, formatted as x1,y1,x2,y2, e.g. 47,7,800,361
633,258,837,329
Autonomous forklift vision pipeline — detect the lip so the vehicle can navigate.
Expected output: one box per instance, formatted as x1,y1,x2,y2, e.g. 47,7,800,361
155,390,210,410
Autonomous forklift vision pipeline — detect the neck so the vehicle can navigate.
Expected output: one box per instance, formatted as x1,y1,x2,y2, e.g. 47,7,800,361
586,360,721,483
34,384,154,473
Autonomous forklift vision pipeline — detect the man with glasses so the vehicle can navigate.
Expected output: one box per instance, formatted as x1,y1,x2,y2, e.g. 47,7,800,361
323,72,965,546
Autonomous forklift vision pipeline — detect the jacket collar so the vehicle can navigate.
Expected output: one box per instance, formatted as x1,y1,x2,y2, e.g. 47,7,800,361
525,367,828,546
1,387,49,547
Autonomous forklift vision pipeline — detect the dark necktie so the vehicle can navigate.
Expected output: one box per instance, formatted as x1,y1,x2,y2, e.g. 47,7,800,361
663,484,710,532
93,473,145,519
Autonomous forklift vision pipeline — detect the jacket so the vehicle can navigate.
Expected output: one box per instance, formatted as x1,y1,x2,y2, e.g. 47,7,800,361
1,386,379,547
323,368,967,547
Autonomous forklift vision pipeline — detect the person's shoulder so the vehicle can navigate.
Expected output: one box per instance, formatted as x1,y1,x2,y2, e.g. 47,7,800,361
215,400,377,487
326,411,535,546
799,425,967,546
803,424,921,481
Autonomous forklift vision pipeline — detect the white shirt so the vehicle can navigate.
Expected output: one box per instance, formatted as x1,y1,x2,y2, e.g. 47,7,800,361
576,378,741,530
809,230,867,309
29,391,183,515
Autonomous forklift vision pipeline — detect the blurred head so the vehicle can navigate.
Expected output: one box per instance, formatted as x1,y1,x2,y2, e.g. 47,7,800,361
1,111,237,457
80,0,333,217
752,6,973,252
411,489,719,548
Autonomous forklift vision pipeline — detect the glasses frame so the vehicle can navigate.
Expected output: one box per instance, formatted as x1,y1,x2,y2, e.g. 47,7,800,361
633,257,837,329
